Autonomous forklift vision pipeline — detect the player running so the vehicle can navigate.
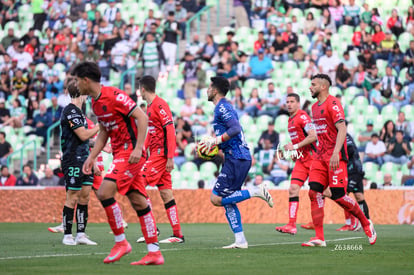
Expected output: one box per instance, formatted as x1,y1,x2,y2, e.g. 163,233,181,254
275,93,317,235
336,132,371,231
199,76,274,249
136,75,184,244
302,74,376,247
72,61,164,265
59,77,100,246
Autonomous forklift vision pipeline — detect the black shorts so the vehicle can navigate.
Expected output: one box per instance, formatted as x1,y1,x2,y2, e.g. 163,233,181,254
347,172,364,194
62,160,94,191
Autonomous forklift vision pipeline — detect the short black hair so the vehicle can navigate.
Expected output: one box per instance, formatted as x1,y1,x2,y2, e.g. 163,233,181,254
210,76,230,96
138,75,156,93
1,165,8,171
0,131,5,138
66,78,80,98
396,130,404,135
311,73,332,86
287,93,300,102
71,61,101,83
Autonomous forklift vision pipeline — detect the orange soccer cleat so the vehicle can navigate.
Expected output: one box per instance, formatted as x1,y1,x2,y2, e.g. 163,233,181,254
300,222,315,230
130,251,164,265
103,240,132,264
275,224,297,235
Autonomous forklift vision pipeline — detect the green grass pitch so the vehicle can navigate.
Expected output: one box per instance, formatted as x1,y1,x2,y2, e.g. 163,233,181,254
0,223,413,275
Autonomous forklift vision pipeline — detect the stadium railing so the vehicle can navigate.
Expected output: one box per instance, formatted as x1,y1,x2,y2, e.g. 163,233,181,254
185,6,212,46
46,121,61,162
7,139,37,174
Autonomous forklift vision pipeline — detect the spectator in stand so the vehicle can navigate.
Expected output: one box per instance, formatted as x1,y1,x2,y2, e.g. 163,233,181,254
318,8,336,34
361,33,378,55
381,66,397,98
233,0,250,28
387,8,405,39
45,72,64,99
53,14,72,31
358,119,376,153
364,133,386,166
360,3,372,26
402,157,414,186
230,86,245,117
388,43,405,77
236,53,250,86
253,0,270,19
175,116,193,169
162,0,176,18
384,130,411,165
403,40,414,69
282,22,298,54
382,173,393,187
253,31,268,56
0,98,10,124
0,70,11,100
380,120,396,147
255,138,275,174
270,32,288,62
256,121,279,153
0,28,17,54
343,0,360,27
304,11,318,42
390,83,409,111
317,46,340,85
69,0,85,22
217,62,238,90
162,11,180,72
16,164,39,186
267,24,278,45
369,81,386,112
335,63,352,91
377,30,395,60
175,2,188,39
182,52,199,99
39,167,60,186
244,87,262,118
258,82,281,119
266,6,286,33
265,150,289,186
248,48,273,80
362,65,380,98
223,31,235,52
2,98,26,129
406,6,414,32
329,0,344,29
186,34,203,58
189,105,209,136
372,24,385,46
395,111,412,141
0,165,16,186
308,32,327,60
11,69,28,97
303,59,319,79
351,22,368,51
28,103,52,150
371,7,384,26
180,98,196,121
293,45,305,63
139,32,163,80
0,132,12,166
200,34,217,63
341,51,358,78
182,0,198,19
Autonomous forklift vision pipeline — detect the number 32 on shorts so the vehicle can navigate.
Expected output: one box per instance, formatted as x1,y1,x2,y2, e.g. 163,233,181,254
68,167,80,177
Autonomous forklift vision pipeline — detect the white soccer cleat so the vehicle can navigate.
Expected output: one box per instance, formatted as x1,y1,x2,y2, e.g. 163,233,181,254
75,234,98,245
62,235,76,246
251,184,274,207
136,227,161,243
48,224,64,233
301,237,326,247
364,220,377,245
159,235,185,244
222,242,248,249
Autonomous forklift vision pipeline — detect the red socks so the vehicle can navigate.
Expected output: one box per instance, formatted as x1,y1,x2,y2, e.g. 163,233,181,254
103,200,124,237
137,206,158,244
335,195,370,227
288,197,299,225
165,199,182,237
309,190,325,240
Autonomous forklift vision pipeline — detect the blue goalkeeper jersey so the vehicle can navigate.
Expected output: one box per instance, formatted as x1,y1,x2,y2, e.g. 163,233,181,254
212,98,251,160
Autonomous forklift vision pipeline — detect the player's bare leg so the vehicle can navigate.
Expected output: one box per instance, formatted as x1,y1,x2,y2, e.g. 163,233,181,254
158,189,184,243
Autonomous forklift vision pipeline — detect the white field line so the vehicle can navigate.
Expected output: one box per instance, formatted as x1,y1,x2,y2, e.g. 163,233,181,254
0,237,364,261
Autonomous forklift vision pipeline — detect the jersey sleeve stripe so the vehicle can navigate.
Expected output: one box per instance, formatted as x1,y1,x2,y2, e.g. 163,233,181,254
162,121,173,128
71,124,83,130
121,113,137,149
127,105,138,117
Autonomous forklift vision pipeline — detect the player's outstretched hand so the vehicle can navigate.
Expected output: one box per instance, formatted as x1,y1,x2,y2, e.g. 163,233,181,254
284,142,294,151
129,149,142,164
329,154,339,171
83,157,94,175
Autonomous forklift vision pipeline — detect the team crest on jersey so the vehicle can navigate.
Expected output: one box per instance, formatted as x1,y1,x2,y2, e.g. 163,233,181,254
321,110,324,114
148,112,151,117
102,105,107,112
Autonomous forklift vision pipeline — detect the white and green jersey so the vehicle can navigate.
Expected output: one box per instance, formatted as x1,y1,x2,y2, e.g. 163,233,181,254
142,41,159,68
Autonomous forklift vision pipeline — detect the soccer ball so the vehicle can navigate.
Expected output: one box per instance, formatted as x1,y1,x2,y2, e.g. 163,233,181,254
197,142,219,160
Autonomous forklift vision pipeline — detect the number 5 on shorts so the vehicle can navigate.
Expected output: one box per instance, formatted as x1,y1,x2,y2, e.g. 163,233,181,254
332,175,338,185
68,167,80,177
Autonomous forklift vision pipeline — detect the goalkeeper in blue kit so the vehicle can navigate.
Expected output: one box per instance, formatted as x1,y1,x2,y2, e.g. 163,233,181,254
198,76,274,249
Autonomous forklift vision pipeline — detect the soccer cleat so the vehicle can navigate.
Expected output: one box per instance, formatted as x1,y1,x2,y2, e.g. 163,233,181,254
62,235,76,246
275,224,297,235
159,235,185,244
222,242,248,249
352,220,362,232
130,251,164,265
122,219,128,229
75,235,98,245
136,227,161,243
300,222,315,230
253,184,274,208
363,220,377,245
301,237,326,247
48,224,64,233
103,240,132,264
336,224,352,231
